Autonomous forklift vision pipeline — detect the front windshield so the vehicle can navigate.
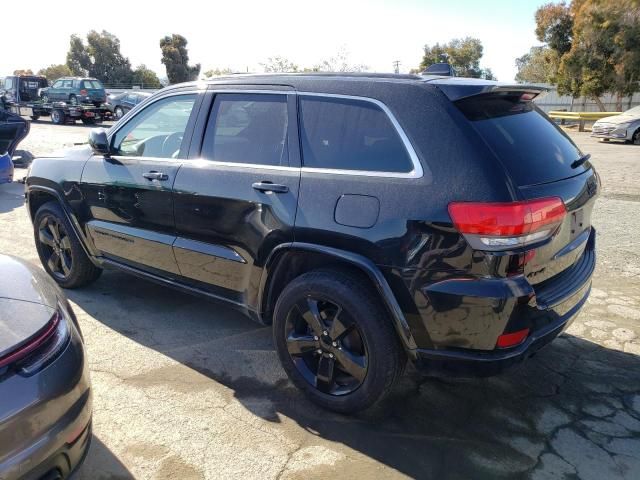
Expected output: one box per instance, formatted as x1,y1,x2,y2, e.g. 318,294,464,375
624,105,640,116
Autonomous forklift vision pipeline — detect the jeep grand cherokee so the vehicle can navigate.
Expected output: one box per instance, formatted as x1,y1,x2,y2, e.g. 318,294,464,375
25,74,598,413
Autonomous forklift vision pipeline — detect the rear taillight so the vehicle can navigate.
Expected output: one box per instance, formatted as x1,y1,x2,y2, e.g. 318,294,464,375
0,311,61,369
448,197,566,251
80,89,88,96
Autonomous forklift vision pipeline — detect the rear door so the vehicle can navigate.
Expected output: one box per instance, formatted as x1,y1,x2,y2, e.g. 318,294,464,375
82,80,105,104
454,92,599,287
80,91,202,276
48,80,63,101
173,88,300,306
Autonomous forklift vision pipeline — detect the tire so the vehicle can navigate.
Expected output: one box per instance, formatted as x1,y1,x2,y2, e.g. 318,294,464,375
51,109,65,125
68,94,78,106
632,128,640,146
42,94,49,103
30,115,40,121
114,106,124,119
33,201,102,289
273,269,406,413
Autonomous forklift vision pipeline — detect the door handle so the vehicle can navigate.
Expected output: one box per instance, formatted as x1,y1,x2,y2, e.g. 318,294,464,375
252,182,289,193
143,171,169,181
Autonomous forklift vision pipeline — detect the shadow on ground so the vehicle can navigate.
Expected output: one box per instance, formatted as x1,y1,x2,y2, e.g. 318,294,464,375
68,270,640,479
0,179,27,213
75,435,134,480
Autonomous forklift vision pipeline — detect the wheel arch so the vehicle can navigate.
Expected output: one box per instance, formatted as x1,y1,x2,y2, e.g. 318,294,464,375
27,185,99,263
259,242,418,354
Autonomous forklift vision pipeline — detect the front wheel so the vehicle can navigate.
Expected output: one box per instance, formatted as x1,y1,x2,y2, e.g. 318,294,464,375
34,201,102,288
273,270,406,413
114,106,124,119
632,128,640,145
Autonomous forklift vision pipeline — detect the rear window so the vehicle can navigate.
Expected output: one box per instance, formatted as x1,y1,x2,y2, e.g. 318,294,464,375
455,93,588,186
82,80,103,89
299,96,414,173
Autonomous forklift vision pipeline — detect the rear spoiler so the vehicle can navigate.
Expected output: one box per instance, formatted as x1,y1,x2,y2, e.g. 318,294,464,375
424,78,549,102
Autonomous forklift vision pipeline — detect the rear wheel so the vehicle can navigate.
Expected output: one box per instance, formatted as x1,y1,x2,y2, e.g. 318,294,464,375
273,270,405,413
114,106,124,119
632,128,640,145
30,115,40,121
68,94,78,106
51,109,65,125
34,201,102,288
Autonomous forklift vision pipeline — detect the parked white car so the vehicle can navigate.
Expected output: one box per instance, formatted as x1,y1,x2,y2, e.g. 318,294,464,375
591,105,640,144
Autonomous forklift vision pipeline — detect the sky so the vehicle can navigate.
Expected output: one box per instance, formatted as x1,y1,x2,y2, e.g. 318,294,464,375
2,0,548,82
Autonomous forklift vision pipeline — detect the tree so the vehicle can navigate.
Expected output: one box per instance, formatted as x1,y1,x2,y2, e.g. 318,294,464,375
131,65,162,88
419,37,494,78
13,69,34,75
66,35,91,76
535,2,574,55
38,64,73,82
65,31,133,85
160,34,201,84
532,0,640,111
314,46,368,72
203,67,233,78
515,46,559,83
261,56,298,73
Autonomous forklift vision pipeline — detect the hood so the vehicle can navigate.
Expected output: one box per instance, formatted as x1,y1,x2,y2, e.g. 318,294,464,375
596,114,639,126
0,255,60,360
0,110,30,157
0,255,60,307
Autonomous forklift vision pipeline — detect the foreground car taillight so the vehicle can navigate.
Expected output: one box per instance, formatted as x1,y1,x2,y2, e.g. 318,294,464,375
448,197,567,251
0,307,70,373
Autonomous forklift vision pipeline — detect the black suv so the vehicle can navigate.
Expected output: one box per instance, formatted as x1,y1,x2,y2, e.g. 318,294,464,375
25,74,598,413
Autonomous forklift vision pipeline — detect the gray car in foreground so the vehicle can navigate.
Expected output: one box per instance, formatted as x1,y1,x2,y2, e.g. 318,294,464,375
0,255,91,480
591,105,640,144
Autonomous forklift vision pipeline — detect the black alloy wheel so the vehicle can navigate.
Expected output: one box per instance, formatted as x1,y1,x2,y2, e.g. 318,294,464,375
273,270,406,413
37,215,73,280
33,201,102,288
285,296,368,395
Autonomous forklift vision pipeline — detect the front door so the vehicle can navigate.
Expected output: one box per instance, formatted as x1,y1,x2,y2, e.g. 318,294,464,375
173,90,300,306
80,92,201,276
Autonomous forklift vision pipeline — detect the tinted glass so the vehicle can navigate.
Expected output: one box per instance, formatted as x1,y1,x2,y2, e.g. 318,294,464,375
82,80,103,89
112,94,196,159
5,78,13,89
299,96,413,173
62,80,73,88
456,94,587,186
202,93,289,166
52,80,63,88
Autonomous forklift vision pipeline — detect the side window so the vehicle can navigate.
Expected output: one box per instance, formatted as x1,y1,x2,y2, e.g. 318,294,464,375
126,94,137,103
299,96,413,173
63,80,73,88
5,78,13,89
111,94,196,159
202,93,289,167
52,80,63,88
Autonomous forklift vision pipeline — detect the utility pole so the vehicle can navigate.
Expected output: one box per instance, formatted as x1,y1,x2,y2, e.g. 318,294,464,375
392,60,400,74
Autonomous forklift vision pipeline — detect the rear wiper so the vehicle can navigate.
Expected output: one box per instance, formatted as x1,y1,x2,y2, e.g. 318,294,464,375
571,153,591,169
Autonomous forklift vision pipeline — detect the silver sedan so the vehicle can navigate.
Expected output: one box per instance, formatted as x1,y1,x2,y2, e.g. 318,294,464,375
591,105,640,144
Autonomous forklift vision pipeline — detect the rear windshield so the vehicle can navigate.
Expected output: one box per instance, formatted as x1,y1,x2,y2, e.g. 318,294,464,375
455,93,588,186
82,80,103,89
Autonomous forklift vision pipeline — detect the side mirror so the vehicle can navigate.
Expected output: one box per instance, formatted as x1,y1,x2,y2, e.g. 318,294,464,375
88,128,111,156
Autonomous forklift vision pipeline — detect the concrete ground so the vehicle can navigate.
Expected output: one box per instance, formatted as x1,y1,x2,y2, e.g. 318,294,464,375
1,121,639,479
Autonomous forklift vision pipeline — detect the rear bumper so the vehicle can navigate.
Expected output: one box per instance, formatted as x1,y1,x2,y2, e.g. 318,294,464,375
414,281,590,377
0,310,92,480
0,154,14,184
